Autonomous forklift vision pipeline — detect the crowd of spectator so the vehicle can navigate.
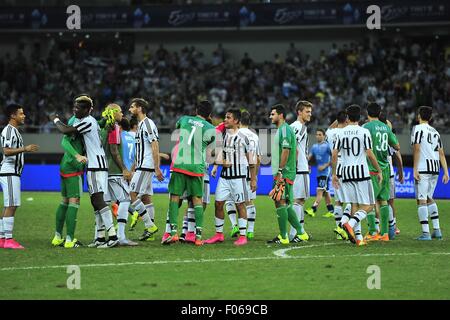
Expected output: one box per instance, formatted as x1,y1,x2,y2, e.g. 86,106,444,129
0,37,449,133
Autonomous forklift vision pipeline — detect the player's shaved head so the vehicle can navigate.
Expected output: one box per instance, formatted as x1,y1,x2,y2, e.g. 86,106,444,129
346,104,361,122
418,106,432,122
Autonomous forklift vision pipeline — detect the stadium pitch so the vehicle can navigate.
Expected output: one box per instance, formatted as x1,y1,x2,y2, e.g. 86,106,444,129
0,192,449,300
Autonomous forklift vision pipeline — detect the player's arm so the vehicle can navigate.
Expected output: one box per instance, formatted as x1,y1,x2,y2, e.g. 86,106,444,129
2,144,39,156
393,150,404,184
413,143,421,181
151,140,164,181
53,117,78,135
331,149,339,189
277,147,290,181
439,147,449,184
61,135,86,163
110,143,130,180
367,148,383,184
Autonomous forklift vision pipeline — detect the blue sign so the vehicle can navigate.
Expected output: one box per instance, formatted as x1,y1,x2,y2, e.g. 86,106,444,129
3,165,449,199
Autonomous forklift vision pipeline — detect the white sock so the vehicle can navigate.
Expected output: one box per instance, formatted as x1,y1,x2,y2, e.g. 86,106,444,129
388,205,395,227
289,203,302,240
187,208,196,232
418,205,430,234
375,217,380,233
340,205,351,226
99,207,117,238
117,201,130,241
141,210,155,228
354,222,363,241
215,217,224,233
131,199,154,228
181,215,188,236
95,211,105,239
238,218,247,236
334,205,343,227
428,203,440,230
246,205,256,233
145,203,155,223
226,201,237,227
344,203,351,216
165,210,171,233
349,210,367,228
0,218,5,239
3,217,14,239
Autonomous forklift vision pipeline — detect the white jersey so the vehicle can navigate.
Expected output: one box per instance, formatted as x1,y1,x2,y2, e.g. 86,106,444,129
326,127,343,177
0,124,24,176
290,120,309,174
239,127,261,181
220,130,251,179
135,117,159,171
388,146,396,178
74,115,107,171
411,123,442,175
333,124,372,182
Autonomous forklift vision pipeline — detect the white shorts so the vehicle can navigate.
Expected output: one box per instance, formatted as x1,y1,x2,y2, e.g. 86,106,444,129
0,175,21,207
415,174,438,201
104,176,130,203
334,177,345,203
389,176,396,200
246,180,257,200
215,177,249,203
294,173,310,200
203,181,211,204
130,170,153,195
87,170,108,195
341,179,375,205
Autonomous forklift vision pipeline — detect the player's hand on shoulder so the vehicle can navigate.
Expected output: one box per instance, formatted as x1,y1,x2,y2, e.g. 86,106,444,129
25,144,39,152
75,154,87,164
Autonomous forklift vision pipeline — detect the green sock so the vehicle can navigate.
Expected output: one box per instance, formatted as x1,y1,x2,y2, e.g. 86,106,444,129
65,203,79,241
169,201,179,235
194,205,203,229
276,206,289,239
287,205,303,234
55,203,68,236
380,205,390,236
367,211,377,235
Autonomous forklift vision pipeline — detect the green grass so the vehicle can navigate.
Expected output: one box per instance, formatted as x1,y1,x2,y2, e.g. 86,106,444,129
0,192,449,299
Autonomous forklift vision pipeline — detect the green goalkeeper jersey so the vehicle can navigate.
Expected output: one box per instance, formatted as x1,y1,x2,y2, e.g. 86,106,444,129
272,122,296,183
171,115,215,177
59,116,85,177
363,120,398,172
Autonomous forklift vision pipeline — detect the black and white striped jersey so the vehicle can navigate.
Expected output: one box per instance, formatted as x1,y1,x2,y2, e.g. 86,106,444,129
411,123,442,175
0,124,24,176
290,120,309,174
74,115,107,171
135,117,159,171
239,128,261,181
333,125,372,182
388,146,396,178
220,130,251,179
326,127,343,177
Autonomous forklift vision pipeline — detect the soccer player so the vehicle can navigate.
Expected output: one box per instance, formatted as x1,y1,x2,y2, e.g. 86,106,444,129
305,129,334,218
362,102,401,242
411,106,448,240
325,111,351,239
332,104,382,246
0,104,39,249
101,104,137,246
267,104,305,244
51,110,87,248
226,110,261,239
205,108,256,246
289,100,312,241
128,98,164,241
164,100,215,245
53,95,119,248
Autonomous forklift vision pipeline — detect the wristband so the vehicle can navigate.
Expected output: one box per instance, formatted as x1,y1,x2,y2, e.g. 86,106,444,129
53,118,60,124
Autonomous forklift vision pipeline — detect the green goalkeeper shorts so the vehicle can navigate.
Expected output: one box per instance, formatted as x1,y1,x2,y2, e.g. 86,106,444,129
61,175,83,199
168,171,203,198
370,168,391,202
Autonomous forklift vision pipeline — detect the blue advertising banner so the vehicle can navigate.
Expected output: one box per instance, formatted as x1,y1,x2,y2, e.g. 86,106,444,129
5,165,449,199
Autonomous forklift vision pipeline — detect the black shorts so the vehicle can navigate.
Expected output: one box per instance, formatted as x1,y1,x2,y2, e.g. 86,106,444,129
317,176,330,191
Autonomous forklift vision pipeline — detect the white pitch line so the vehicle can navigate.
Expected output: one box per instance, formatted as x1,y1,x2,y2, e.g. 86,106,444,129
1,251,449,272
272,242,340,258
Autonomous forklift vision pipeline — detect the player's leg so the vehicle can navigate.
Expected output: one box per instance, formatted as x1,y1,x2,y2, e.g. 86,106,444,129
377,168,392,241
225,200,238,237
204,177,229,244
427,175,441,239
231,178,249,246
1,176,24,249
112,177,137,246
366,175,380,237
308,188,323,216
415,174,431,240
186,175,205,245
287,182,309,242
323,189,335,218
245,179,257,239
63,175,83,248
162,172,187,244
52,176,68,246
